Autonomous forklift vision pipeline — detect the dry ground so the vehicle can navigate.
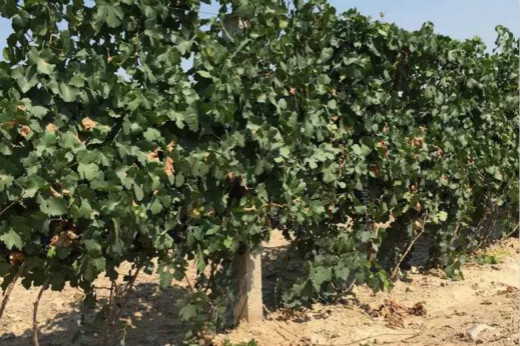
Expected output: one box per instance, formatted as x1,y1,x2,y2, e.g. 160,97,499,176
0,233,518,346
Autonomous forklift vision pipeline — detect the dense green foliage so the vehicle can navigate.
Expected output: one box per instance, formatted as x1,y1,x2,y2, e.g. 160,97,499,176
0,0,517,343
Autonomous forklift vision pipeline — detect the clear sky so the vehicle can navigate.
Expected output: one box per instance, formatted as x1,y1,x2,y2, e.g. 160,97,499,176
0,1,518,50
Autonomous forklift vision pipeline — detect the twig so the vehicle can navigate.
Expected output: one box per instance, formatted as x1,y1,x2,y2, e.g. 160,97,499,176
0,263,26,321
120,266,142,307
102,266,142,346
32,279,49,346
452,222,461,239
101,280,117,346
391,214,428,280
263,203,287,208
184,273,195,292
505,223,519,238
204,261,218,293
263,305,307,342
262,304,426,346
0,195,24,217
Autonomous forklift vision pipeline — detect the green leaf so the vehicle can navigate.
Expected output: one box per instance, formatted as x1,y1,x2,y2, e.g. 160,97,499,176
0,229,23,250
0,175,14,192
28,48,55,75
438,211,448,222
309,265,332,291
76,199,93,219
143,128,161,141
318,74,331,85
278,98,287,111
78,163,101,181
184,110,199,131
150,199,163,214
134,184,144,201
319,47,334,62
84,239,102,258
58,83,80,102
95,2,124,29
28,105,48,118
38,196,68,216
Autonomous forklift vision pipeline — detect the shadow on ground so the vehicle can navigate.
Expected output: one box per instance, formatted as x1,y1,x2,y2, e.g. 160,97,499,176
2,282,189,346
1,243,304,346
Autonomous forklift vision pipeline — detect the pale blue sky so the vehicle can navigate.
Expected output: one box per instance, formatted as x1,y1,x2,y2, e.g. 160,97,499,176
0,1,518,50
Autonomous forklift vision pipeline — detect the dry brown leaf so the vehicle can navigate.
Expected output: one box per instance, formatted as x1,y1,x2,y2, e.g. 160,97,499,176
9,251,25,265
50,186,62,198
81,117,97,130
147,148,159,162
46,123,58,132
376,140,388,157
165,156,175,176
374,213,395,230
369,164,380,175
74,133,85,143
408,302,427,316
382,122,388,134
433,145,443,157
410,136,424,147
20,125,31,137
50,230,79,248
166,141,175,153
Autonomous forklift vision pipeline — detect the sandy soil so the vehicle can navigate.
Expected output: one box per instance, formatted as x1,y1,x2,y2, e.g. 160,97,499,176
0,233,518,346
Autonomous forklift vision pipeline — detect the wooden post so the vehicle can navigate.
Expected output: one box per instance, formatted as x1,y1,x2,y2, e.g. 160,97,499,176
223,12,260,325
233,249,263,324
